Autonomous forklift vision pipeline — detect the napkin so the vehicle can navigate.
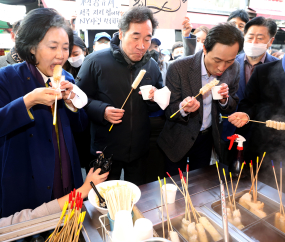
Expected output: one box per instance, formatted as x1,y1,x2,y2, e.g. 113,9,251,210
154,86,171,110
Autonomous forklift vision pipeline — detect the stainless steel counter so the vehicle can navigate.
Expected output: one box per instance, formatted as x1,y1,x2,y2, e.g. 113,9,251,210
2,164,284,242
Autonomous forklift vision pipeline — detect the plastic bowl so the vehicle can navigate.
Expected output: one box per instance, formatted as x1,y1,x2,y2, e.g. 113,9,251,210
88,180,141,215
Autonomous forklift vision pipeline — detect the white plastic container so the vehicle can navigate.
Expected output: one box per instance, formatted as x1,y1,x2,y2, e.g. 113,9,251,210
211,86,223,100
139,85,153,100
112,210,134,242
162,184,177,204
133,218,153,241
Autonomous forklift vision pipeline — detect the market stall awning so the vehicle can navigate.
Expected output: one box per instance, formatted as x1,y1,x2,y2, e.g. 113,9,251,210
0,20,10,28
0,0,35,4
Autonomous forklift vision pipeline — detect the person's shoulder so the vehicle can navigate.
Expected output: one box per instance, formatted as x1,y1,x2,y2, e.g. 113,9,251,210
266,53,279,62
85,48,111,62
62,69,74,82
236,53,245,62
257,58,281,71
0,55,8,68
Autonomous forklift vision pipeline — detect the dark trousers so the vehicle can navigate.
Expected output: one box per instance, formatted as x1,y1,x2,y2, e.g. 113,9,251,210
165,128,213,176
107,152,148,186
145,116,166,183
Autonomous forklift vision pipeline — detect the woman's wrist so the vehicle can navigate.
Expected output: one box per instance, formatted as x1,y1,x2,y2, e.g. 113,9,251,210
23,91,36,110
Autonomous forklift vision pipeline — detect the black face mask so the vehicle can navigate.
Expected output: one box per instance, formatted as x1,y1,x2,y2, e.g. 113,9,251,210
149,49,159,62
173,55,182,60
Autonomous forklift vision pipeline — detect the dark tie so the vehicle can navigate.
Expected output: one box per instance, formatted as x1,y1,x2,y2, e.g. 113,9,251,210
47,78,51,87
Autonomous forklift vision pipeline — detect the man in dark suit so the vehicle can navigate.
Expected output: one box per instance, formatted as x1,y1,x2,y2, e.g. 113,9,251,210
158,23,243,174
228,57,285,188
221,17,279,165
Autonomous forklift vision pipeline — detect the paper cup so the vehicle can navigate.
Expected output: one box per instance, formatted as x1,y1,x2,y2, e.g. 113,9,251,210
211,86,223,100
139,85,152,100
162,184,177,204
112,210,133,242
133,218,153,241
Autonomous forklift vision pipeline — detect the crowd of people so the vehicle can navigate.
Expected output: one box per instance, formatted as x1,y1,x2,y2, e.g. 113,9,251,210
0,6,285,227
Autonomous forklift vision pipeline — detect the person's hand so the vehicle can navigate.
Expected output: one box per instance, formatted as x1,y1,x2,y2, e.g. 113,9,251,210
228,112,249,128
139,86,157,102
104,106,125,124
218,83,229,104
78,168,109,200
23,87,61,110
182,17,192,37
181,96,200,113
70,12,77,31
59,80,76,105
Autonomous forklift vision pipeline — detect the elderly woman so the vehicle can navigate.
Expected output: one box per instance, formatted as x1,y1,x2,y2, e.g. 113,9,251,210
0,8,90,218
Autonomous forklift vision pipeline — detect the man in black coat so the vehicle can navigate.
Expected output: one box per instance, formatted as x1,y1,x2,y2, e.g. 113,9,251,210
158,23,243,175
228,58,284,188
76,7,163,186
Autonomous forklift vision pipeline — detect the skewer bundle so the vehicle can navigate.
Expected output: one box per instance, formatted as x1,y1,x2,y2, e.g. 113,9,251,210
238,158,267,218
272,161,285,232
46,189,86,242
178,167,221,242
170,79,219,118
104,185,134,220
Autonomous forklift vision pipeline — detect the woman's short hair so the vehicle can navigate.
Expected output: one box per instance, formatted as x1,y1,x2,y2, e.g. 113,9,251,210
193,26,210,35
16,8,73,65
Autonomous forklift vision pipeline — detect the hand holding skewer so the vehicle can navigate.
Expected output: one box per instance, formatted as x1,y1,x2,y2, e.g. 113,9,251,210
170,79,219,118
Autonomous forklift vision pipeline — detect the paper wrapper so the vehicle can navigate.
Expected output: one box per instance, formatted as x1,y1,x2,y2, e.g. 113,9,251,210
154,86,171,110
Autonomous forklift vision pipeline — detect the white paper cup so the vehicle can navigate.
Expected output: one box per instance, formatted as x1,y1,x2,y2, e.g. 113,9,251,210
133,218,153,241
139,85,152,100
112,210,133,242
211,86,223,100
162,184,177,204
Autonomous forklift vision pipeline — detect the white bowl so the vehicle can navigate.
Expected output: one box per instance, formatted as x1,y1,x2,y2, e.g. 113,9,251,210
88,180,141,215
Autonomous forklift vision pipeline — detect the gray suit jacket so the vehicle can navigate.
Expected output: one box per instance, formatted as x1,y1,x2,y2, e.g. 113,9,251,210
0,52,17,68
157,50,240,162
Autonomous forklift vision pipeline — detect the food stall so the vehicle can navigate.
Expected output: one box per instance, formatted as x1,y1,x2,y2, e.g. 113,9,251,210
1,163,285,242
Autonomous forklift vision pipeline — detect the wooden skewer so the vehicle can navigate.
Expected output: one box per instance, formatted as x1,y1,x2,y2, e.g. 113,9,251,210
216,161,222,183
249,152,266,194
229,172,236,211
281,162,283,215
223,169,233,212
109,88,133,131
166,172,184,196
221,116,266,124
170,93,201,118
255,157,259,203
271,161,285,215
234,162,245,198
158,177,165,239
164,178,173,232
250,161,256,203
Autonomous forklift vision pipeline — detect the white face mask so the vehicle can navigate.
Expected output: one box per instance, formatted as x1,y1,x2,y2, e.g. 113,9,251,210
195,42,204,53
68,54,85,68
94,42,110,51
243,39,271,58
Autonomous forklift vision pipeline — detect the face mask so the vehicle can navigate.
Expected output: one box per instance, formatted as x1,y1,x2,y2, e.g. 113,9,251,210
68,54,85,68
149,49,159,62
173,55,181,60
195,42,204,53
94,43,110,51
243,40,271,58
